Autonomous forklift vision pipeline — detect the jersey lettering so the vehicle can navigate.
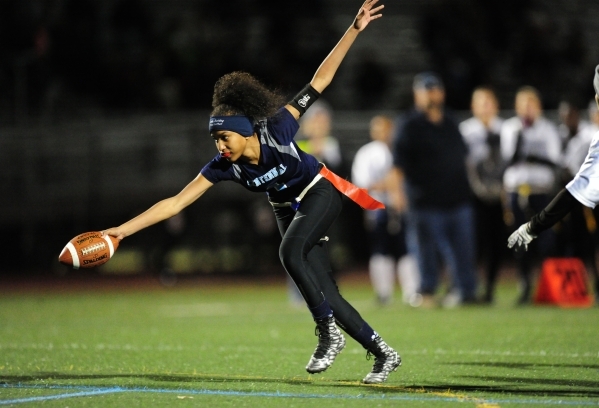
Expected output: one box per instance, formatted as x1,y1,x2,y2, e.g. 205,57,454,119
248,164,287,187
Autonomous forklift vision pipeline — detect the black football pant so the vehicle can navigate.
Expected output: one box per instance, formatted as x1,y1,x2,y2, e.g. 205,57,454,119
273,178,366,336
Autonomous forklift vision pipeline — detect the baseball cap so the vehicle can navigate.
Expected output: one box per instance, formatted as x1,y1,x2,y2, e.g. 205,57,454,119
413,72,444,90
594,64,599,95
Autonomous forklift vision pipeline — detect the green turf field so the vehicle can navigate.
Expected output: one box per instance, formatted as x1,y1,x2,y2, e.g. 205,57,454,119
0,276,597,407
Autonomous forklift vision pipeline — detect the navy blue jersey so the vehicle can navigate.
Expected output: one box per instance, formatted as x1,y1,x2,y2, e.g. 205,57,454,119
201,108,321,203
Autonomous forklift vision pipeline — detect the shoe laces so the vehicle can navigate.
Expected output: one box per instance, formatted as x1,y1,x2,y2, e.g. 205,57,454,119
313,320,334,359
372,354,390,373
366,350,389,373
366,338,391,373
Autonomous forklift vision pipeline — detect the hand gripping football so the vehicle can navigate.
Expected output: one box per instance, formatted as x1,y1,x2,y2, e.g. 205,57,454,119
59,231,119,269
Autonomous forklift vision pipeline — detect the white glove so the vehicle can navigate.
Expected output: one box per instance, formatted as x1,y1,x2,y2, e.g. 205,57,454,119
507,222,537,252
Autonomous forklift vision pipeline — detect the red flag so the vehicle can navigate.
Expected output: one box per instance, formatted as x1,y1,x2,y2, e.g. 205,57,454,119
319,166,385,210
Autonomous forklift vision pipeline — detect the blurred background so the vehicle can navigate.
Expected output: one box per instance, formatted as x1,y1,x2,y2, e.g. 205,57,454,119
1,0,598,281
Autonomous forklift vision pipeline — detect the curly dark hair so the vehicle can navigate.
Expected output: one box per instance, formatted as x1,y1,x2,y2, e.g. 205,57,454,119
211,72,286,119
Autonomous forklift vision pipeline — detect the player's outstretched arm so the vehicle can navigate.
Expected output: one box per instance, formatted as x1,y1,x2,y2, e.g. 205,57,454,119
507,188,580,251
286,0,383,119
103,174,214,240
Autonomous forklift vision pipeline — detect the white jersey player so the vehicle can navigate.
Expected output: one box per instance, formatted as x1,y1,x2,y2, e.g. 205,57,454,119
459,87,505,303
352,116,395,206
501,107,562,196
502,85,563,303
352,115,418,304
509,65,599,256
460,99,504,201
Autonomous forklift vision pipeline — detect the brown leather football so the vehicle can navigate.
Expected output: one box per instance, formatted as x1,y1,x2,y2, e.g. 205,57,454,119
59,231,119,269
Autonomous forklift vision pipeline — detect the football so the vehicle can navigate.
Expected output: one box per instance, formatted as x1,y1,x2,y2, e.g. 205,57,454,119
59,231,120,269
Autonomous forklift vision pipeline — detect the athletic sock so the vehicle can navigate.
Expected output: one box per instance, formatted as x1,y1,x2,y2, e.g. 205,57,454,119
309,298,333,320
369,254,395,302
397,254,420,304
353,322,377,348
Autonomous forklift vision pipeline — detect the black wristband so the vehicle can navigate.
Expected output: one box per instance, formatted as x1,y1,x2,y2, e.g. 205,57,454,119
528,188,580,235
288,84,321,117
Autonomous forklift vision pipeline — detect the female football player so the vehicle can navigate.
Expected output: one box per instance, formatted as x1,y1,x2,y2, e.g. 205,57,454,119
103,0,401,384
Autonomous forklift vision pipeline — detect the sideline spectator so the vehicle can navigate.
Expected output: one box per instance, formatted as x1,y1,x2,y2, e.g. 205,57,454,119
296,100,344,174
459,87,506,304
390,72,478,308
352,115,418,305
501,86,561,304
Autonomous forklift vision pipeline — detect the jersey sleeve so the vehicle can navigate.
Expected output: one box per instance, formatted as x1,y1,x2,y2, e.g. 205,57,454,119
351,147,371,188
453,123,468,156
200,155,234,184
543,121,562,164
266,108,300,145
529,189,580,235
500,118,520,161
352,143,392,189
565,131,599,208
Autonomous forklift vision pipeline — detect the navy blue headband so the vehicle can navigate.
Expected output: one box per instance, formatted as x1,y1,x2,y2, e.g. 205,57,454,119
209,115,254,136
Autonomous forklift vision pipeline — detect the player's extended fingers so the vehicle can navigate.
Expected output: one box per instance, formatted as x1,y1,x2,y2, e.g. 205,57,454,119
356,2,383,28
370,4,385,14
360,0,377,14
514,242,527,253
507,231,519,248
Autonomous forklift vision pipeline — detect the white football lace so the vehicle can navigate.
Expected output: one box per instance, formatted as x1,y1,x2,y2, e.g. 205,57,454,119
81,242,106,256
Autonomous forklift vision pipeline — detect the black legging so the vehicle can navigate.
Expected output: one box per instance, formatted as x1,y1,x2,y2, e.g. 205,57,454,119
274,178,366,336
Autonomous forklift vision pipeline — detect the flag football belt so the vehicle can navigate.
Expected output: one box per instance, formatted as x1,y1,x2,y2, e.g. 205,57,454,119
270,165,385,211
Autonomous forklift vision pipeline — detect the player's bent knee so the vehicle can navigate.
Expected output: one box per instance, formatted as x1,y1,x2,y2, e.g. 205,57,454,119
279,237,307,275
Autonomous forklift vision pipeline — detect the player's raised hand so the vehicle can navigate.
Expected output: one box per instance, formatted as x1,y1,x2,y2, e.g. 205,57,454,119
353,0,384,31
507,222,537,252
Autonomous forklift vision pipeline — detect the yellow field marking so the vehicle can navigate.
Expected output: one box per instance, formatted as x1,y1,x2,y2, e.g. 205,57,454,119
134,371,501,406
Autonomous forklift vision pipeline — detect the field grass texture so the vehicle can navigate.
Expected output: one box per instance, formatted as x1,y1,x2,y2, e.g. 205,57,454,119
0,276,597,407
